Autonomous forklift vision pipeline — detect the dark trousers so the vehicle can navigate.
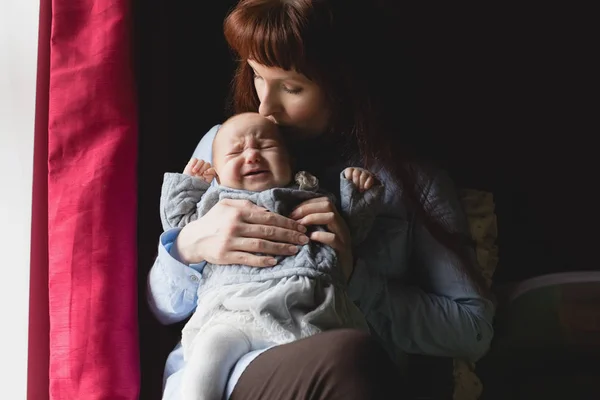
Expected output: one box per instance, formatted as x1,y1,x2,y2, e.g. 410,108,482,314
230,329,401,400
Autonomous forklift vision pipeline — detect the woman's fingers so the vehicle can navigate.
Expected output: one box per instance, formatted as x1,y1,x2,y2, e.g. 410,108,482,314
225,251,278,268
238,204,307,233
238,223,309,245
296,212,336,227
308,231,336,247
289,197,333,220
231,237,300,257
190,198,313,266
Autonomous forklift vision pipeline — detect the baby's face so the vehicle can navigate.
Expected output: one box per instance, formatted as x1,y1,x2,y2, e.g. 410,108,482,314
212,113,292,191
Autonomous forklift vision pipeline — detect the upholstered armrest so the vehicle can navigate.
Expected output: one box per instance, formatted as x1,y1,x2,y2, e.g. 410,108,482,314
476,273,600,400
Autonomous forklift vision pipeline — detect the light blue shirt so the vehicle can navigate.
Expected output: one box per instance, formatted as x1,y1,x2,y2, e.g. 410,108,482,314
147,124,495,399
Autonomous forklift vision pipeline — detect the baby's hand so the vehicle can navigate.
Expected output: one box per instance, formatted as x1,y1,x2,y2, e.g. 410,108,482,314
343,167,378,192
183,158,217,184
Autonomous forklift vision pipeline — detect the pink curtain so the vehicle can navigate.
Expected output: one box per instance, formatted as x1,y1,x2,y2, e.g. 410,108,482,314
27,0,51,398
29,0,140,398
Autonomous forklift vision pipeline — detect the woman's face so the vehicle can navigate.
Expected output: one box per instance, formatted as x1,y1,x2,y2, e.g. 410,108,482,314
248,60,331,140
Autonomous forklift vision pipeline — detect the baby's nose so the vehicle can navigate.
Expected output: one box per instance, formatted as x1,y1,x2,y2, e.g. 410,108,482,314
244,148,261,163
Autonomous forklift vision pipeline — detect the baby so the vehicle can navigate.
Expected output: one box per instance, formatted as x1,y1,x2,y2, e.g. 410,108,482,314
159,112,383,400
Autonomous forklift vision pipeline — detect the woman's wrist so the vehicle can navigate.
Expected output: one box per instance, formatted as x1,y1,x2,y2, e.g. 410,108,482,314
173,226,204,265
171,237,189,265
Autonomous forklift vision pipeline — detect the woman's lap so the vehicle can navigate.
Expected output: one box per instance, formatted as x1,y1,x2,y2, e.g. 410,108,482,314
161,342,272,400
230,329,400,400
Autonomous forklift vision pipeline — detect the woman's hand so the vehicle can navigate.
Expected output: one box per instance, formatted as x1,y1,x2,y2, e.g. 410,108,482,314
174,199,309,267
289,197,354,282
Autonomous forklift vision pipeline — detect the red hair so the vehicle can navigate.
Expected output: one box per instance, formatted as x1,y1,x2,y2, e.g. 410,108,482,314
223,0,489,294
224,0,387,162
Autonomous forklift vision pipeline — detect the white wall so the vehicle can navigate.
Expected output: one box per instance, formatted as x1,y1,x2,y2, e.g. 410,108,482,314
0,0,40,398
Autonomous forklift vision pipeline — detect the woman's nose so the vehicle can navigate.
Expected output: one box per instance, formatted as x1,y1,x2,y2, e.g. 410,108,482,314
258,88,281,118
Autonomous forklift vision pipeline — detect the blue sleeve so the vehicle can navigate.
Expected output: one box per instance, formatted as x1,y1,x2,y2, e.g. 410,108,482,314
147,228,206,325
347,171,495,362
147,125,221,325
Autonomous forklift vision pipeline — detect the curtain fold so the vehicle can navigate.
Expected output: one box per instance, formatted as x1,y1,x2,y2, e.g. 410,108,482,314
27,0,51,399
46,0,140,398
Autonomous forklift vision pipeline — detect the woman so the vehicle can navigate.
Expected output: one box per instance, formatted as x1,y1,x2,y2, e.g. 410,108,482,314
147,0,495,399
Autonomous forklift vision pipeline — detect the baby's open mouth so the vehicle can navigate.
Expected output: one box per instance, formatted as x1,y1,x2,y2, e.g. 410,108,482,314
244,170,269,177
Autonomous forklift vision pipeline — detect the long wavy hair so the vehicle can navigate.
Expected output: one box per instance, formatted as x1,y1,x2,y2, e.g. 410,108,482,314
223,0,489,295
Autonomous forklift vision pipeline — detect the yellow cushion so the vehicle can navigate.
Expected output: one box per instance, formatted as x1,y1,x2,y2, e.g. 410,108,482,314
453,189,499,400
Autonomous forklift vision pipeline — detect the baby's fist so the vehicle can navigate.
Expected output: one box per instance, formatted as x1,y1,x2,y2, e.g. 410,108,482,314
344,167,378,192
183,158,216,184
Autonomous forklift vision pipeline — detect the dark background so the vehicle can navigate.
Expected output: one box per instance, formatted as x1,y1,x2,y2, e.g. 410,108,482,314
134,2,595,398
